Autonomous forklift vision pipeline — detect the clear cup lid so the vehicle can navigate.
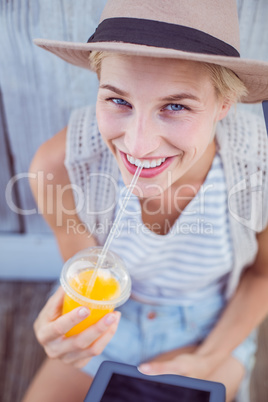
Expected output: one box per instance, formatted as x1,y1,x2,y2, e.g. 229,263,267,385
60,247,131,308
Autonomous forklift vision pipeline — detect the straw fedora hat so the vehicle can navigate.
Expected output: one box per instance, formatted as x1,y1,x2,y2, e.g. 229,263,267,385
34,0,268,104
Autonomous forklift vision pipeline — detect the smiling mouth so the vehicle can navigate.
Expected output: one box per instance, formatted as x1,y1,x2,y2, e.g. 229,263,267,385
119,151,178,178
126,154,166,168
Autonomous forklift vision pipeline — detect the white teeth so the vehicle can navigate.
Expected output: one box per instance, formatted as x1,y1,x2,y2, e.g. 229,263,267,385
143,161,151,168
134,160,143,167
126,154,166,168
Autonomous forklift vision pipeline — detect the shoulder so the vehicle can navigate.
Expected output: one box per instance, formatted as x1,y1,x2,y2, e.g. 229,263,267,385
29,126,98,259
29,126,72,231
217,108,267,155
251,223,268,275
217,108,268,231
217,108,268,176
29,126,67,188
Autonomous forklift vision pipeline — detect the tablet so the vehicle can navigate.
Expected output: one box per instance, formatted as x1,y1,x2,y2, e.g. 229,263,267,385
84,361,226,402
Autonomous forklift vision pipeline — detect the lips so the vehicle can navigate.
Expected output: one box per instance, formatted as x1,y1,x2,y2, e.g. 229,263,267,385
120,151,175,178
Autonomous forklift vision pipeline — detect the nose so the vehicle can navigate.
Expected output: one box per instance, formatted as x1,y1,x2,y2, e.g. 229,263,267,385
124,113,161,158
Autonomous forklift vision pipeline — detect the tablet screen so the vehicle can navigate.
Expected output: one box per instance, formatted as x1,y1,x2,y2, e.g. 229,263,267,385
100,373,210,402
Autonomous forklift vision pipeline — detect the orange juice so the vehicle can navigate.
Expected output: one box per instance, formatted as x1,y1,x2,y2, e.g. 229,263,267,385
62,269,121,337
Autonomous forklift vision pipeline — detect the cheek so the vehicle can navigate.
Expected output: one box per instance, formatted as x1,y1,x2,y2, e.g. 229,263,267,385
180,117,215,147
170,119,202,151
168,118,215,164
96,104,121,143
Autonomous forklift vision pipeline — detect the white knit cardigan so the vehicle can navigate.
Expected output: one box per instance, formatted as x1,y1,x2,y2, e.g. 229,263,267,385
65,105,268,299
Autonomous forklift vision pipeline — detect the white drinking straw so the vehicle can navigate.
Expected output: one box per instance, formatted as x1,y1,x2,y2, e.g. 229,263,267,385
86,164,144,293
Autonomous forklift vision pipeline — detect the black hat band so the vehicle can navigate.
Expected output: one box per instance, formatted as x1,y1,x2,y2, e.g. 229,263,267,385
87,17,240,58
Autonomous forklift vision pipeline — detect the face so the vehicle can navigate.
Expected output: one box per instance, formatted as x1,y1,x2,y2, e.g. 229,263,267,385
96,55,230,198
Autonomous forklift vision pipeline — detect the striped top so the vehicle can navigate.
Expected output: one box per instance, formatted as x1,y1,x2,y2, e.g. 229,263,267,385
109,153,233,305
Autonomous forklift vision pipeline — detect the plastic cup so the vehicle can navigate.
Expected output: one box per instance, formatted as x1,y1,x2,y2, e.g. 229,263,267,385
60,247,131,337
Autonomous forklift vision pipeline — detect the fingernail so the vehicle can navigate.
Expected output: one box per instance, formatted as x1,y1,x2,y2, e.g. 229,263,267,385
105,313,118,325
138,364,151,373
105,313,116,325
78,307,90,318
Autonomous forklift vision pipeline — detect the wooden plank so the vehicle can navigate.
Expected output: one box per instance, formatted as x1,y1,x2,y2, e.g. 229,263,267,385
0,281,54,402
0,234,63,280
262,101,268,134
236,0,268,117
0,89,21,232
238,0,268,61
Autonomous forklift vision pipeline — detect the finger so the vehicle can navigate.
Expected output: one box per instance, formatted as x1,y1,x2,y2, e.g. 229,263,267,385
138,361,177,376
71,311,121,350
37,306,90,344
79,317,120,356
36,286,65,326
34,286,65,336
61,319,120,366
42,311,120,359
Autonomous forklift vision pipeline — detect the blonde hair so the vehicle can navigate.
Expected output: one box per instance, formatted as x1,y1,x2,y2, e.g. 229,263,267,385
89,50,108,78
89,50,248,104
202,63,248,104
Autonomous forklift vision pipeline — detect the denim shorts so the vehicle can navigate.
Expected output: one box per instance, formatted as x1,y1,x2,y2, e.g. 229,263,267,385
82,293,257,379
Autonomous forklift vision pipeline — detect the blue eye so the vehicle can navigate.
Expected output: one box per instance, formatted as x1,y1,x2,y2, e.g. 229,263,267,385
111,98,131,107
165,104,184,112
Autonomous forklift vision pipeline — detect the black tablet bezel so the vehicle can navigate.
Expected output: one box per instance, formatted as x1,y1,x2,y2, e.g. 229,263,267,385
84,361,226,402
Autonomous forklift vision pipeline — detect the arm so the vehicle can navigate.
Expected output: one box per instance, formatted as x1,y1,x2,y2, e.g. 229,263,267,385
139,225,268,378
29,127,120,368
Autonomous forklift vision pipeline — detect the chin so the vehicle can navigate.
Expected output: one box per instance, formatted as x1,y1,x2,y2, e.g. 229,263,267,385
119,170,171,199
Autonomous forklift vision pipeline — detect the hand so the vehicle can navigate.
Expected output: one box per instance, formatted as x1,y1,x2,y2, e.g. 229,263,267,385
34,286,121,368
139,349,213,380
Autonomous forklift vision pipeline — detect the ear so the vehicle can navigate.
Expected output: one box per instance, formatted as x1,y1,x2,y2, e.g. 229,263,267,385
217,99,233,122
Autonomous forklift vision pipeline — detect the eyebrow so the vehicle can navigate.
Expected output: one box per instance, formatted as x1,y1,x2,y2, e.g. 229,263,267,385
99,84,128,97
161,93,201,103
99,84,201,103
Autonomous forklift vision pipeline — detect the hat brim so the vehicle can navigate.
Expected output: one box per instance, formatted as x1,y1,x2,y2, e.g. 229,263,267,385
34,38,268,104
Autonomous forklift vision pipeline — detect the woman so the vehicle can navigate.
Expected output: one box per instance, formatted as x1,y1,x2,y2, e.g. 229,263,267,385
23,0,268,401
